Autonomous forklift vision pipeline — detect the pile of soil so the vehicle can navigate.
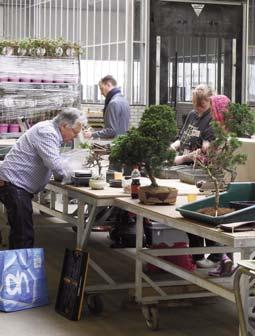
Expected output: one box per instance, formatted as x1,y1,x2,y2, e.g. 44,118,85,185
197,207,235,216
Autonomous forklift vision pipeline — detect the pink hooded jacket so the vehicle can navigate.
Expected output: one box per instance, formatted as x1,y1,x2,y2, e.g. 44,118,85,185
210,95,230,123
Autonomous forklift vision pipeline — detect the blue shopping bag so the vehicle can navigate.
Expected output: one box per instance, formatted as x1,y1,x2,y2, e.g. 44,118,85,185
0,248,49,312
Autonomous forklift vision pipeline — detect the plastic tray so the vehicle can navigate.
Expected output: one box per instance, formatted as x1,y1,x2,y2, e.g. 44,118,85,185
176,182,255,225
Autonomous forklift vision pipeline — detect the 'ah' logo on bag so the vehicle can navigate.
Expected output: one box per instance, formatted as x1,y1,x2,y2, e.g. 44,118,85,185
5,271,30,296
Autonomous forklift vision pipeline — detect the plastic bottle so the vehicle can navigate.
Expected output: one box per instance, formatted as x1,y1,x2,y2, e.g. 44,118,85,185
131,166,141,199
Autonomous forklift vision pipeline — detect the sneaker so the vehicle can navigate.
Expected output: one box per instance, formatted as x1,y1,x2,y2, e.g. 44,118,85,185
208,256,236,277
196,258,218,269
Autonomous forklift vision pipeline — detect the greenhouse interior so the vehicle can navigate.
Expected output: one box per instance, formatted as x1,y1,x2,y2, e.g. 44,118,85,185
0,1,255,336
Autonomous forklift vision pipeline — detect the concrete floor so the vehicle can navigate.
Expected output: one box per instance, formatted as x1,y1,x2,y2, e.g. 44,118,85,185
0,212,239,336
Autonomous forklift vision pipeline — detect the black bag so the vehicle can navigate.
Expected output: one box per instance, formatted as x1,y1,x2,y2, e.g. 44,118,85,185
55,248,89,321
109,210,146,248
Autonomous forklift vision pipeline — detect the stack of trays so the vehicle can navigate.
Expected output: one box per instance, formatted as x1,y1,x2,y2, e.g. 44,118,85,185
71,170,92,187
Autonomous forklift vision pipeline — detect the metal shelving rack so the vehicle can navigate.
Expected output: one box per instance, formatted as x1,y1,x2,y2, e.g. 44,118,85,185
0,55,81,138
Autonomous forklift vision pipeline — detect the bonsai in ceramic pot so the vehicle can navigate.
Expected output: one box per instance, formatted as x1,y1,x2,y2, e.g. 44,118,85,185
110,104,178,204
89,175,107,190
81,143,108,190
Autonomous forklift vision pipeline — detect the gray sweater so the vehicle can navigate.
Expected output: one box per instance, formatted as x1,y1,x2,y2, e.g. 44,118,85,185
92,93,130,139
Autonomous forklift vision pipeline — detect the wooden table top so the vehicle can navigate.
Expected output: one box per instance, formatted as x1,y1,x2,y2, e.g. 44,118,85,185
114,196,255,248
49,179,202,199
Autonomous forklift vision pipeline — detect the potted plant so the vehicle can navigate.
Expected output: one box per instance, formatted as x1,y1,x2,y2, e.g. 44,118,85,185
110,105,178,204
81,143,108,190
18,38,30,56
0,40,9,55
1,39,18,56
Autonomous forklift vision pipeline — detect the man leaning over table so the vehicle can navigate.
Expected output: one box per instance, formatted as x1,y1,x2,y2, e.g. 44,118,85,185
0,107,84,249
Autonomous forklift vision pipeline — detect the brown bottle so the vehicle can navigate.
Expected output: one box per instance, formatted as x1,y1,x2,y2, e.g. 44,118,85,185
131,167,141,199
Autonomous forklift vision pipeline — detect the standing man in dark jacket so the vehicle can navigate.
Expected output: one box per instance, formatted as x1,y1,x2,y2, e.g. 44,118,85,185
84,75,130,139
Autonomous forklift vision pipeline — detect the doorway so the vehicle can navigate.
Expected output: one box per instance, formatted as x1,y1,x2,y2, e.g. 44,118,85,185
149,0,243,115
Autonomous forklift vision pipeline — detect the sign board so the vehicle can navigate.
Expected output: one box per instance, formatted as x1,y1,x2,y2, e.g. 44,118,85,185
191,4,205,16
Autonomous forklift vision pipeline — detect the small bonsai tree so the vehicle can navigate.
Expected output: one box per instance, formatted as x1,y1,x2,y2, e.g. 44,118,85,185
80,143,108,179
224,103,255,137
196,121,247,216
110,105,178,187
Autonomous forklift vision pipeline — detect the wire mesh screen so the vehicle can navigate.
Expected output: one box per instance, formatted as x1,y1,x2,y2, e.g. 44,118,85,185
0,0,148,105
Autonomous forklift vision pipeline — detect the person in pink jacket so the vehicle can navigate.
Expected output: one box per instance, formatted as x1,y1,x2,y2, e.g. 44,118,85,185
210,94,230,123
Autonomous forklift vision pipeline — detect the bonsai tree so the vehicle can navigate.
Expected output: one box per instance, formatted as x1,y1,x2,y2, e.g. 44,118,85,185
224,103,255,137
110,105,178,203
196,121,247,216
80,142,108,179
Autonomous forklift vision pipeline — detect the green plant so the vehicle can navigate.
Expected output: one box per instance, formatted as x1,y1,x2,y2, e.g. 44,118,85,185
110,105,178,187
224,103,255,137
18,38,31,50
197,122,247,215
0,38,83,57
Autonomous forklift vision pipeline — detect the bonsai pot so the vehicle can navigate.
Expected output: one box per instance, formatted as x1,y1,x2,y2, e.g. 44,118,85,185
8,76,20,82
65,47,75,57
31,78,43,83
42,78,53,83
89,178,107,190
19,77,32,83
138,185,178,205
176,182,255,225
17,48,27,56
177,167,224,185
55,47,63,57
36,47,46,57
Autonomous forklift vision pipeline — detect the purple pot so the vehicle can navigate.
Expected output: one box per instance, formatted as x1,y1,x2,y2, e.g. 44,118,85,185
8,124,20,133
42,78,53,83
19,77,32,83
8,77,20,83
31,78,43,83
0,124,9,133
53,79,65,83
64,79,77,83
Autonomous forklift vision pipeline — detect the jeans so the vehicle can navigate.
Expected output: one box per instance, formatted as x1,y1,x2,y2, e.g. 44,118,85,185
0,182,34,249
187,233,222,262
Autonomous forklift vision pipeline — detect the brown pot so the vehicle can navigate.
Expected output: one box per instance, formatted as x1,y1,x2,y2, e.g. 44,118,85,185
138,185,178,205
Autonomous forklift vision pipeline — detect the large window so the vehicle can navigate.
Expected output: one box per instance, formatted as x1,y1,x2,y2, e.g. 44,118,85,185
1,0,148,105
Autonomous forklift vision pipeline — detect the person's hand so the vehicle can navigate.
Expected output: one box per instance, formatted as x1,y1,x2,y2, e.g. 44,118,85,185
174,150,200,165
170,140,180,151
174,155,186,165
202,140,210,153
83,131,93,139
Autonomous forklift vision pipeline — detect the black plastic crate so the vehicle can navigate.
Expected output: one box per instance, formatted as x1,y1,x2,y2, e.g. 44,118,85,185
55,248,89,321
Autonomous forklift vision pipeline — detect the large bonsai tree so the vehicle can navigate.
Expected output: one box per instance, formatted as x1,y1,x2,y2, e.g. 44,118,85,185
110,105,178,187
196,121,247,216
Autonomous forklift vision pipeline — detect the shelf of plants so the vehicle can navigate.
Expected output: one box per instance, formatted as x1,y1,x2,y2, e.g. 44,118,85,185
0,50,81,136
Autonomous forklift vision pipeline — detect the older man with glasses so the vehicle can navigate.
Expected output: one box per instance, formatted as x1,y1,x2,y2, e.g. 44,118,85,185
0,107,85,249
